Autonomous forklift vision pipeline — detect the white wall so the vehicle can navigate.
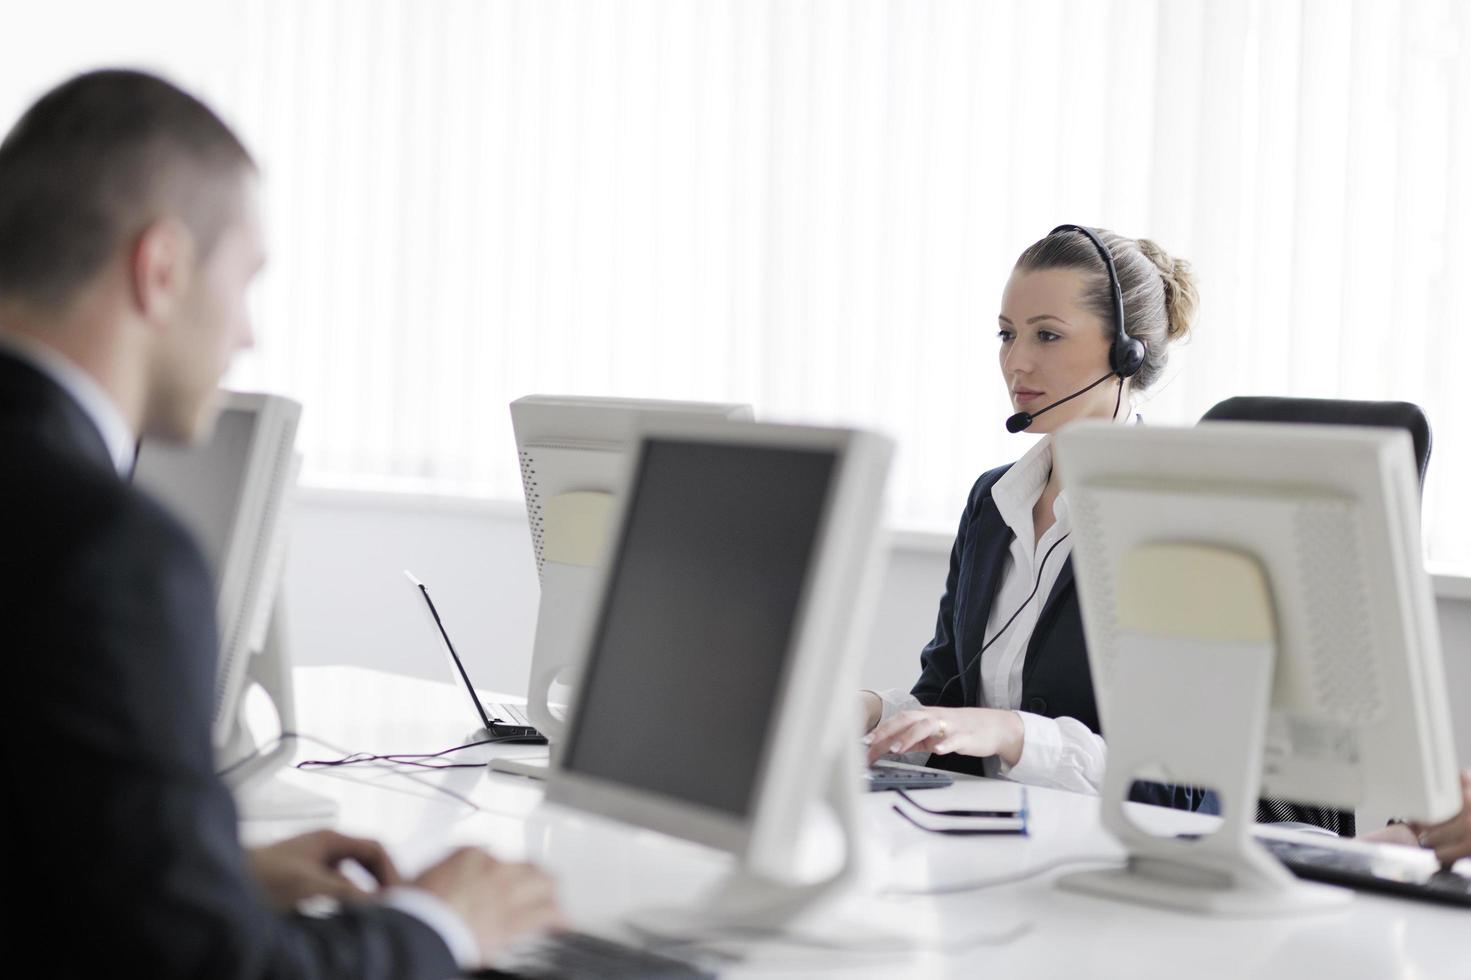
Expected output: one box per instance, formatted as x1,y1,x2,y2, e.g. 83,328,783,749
283,491,541,697
282,491,1471,773
282,488,941,697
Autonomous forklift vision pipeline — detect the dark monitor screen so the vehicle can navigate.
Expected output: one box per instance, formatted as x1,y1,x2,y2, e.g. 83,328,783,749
559,437,837,818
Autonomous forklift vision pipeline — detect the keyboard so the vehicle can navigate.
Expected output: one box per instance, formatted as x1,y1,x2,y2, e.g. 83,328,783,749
867,765,954,792
485,703,546,743
1259,836,1471,908
475,930,715,979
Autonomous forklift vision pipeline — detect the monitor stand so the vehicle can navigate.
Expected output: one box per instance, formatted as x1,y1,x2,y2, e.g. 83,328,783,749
618,741,928,950
487,658,572,781
522,557,593,743
221,606,338,821
489,567,588,781
1057,543,1348,916
484,560,590,784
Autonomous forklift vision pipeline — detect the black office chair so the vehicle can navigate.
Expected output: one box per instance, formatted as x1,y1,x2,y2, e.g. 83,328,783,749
1201,396,1432,494
1197,396,1434,838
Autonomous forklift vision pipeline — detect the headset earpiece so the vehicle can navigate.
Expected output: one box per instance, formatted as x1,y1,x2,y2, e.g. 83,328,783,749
1112,334,1145,380
1049,223,1141,381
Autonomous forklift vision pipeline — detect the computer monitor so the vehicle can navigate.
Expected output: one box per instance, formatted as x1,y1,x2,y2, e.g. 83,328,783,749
1054,421,1461,915
544,419,893,934
133,391,327,818
507,395,753,750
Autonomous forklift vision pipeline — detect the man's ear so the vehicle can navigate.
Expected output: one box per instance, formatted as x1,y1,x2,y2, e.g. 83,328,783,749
129,218,195,325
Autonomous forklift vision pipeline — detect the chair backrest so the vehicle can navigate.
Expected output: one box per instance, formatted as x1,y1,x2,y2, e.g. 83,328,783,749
1199,396,1432,493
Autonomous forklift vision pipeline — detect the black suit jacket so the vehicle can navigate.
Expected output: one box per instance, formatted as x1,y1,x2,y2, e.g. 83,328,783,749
0,350,459,979
911,464,1208,811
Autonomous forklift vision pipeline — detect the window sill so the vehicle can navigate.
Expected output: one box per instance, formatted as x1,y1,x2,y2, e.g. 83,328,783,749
881,533,1471,604
297,483,1471,602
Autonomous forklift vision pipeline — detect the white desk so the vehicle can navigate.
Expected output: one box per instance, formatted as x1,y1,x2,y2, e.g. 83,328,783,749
244,667,1469,979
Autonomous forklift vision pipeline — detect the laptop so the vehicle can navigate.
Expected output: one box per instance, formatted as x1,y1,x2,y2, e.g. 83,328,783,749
404,571,546,744
404,569,953,787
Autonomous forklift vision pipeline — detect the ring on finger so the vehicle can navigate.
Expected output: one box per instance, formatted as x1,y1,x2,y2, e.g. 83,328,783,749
935,719,947,740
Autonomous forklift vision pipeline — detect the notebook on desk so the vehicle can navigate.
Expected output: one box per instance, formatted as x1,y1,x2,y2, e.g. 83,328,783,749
405,570,548,745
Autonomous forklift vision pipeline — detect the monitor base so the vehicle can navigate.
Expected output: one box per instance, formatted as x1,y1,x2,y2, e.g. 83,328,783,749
1059,855,1349,917
623,867,1027,955
488,754,552,780
625,869,848,939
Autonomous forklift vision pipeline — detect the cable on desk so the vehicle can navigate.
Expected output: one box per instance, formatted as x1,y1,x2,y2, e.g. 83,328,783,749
221,730,527,781
881,853,1124,897
289,732,505,811
295,734,522,771
214,729,495,812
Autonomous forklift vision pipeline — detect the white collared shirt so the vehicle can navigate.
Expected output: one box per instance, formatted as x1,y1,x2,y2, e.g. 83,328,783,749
0,331,136,474
873,434,1107,795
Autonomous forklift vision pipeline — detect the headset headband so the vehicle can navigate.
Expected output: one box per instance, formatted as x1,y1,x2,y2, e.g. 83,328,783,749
1049,223,1144,379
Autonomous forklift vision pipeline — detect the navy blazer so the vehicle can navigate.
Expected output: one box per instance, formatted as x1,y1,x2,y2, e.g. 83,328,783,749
0,350,460,979
912,463,1208,811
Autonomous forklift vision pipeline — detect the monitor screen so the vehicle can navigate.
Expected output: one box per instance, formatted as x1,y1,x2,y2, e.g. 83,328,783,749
559,438,837,818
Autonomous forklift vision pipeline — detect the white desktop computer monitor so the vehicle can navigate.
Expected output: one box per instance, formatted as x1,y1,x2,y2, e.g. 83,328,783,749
544,419,893,934
1054,421,1460,915
507,395,753,750
133,391,326,818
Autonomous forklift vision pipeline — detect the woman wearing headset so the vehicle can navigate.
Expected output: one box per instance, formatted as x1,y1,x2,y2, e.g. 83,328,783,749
861,224,1471,845
860,224,1207,810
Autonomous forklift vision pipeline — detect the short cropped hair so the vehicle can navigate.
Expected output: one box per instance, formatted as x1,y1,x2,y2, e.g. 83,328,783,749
0,69,255,309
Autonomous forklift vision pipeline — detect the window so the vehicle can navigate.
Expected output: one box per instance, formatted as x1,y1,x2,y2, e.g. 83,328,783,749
9,0,1471,562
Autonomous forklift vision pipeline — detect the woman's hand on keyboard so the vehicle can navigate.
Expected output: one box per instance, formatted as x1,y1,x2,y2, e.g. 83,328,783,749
862,706,1024,768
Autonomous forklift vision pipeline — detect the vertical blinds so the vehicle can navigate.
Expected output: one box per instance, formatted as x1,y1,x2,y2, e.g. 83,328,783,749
6,0,1469,561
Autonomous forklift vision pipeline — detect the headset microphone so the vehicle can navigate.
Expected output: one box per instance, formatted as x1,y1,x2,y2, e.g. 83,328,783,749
1005,372,1118,433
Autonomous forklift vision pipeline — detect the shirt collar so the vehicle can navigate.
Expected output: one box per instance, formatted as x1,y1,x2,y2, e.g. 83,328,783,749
991,410,1143,538
0,332,137,475
991,434,1056,542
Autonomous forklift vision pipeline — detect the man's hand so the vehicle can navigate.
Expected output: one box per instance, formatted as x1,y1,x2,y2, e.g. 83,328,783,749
247,829,403,910
414,848,563,960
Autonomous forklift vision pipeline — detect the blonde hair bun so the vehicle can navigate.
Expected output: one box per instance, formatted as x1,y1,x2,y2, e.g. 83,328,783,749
1135,238,1199,343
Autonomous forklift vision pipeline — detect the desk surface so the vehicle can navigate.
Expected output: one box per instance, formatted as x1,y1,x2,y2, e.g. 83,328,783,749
245,667,1469,979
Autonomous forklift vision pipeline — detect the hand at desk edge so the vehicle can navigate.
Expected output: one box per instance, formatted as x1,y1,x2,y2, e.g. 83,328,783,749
1362,770,1471,869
